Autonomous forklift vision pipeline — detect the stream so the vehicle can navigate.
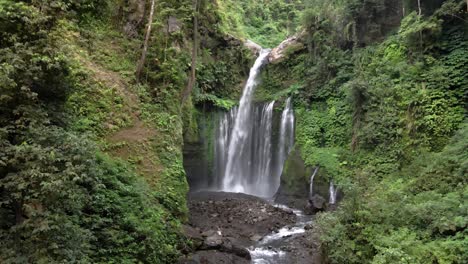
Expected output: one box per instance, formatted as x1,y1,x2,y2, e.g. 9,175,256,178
249,205,312,264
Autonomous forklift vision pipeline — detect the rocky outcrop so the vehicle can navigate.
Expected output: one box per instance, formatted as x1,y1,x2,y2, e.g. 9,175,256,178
187,192,296,244
274,148,312,210
180,192,297,262
166,16,182,34
123,0,146,38
182,226,251,260
308,194,326,213
244,39,262,56
275,147,339,212
268,31,306,64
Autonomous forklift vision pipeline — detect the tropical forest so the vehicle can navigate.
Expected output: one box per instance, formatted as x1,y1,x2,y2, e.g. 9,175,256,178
0,0,466,263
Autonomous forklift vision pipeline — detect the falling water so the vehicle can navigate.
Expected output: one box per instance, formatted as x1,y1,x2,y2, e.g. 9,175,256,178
275,98,295,189
213,107,237,189
309,167,319,200
223,49,271,194
329,181,337,204
215,101,277,197
198,49,293,198
251,101,276,193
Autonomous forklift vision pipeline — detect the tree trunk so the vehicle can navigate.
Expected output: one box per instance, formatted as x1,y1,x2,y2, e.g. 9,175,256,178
466,0,468,13
136,0,156,83
181,0,199,104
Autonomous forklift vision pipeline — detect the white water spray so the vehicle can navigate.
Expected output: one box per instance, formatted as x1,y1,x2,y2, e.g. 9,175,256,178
309,167,319,200
222,50,271,194
329,180,338,205
275,98,295,188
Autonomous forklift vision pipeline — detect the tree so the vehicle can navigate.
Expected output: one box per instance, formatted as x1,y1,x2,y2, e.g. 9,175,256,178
136,0,156,82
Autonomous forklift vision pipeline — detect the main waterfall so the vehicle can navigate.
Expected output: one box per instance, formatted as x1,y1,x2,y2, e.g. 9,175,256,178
212,50,295,197
222,50,271,194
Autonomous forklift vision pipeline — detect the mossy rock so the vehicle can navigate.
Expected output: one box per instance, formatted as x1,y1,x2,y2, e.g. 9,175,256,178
275,147,334,211
275,147,310,209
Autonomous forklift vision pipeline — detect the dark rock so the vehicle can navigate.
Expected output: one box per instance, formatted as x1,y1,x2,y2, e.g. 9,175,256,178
178,250,250,264
222,34,242,47
167,16,181,33
275,148,333,213
308,194,326,213
221,237,251,260
274,148,311,210
249,234,262,242
123,0,146,38
327,202,339,211
204,233,223,248
201,229,217,237
183,225,203,250
188,191,295,245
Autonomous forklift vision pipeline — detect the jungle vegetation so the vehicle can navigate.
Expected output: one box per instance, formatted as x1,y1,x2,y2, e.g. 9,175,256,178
0,0,466,263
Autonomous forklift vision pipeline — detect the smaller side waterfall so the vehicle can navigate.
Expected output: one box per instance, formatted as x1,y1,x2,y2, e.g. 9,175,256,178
275,98,295,186
329,181,338,204
309,167,319,200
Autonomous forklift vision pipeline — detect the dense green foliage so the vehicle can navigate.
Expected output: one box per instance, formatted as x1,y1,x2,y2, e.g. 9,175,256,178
1,0,466,262
0,1,191,262
256,0,467,263
216,0,305,47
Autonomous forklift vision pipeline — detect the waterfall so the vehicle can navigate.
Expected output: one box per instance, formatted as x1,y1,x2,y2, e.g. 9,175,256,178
213,107,237,189
329,181,337,204
216,101,277,197
309,167,319,200
251,101,275,194
222,49,270,195
276,98,295,178
208,49,295,198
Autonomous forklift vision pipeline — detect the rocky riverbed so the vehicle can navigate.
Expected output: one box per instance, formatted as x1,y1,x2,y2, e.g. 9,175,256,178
178,192,323,264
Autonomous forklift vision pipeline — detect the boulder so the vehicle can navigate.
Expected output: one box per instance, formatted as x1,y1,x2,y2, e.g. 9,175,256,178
201,229,217,237
223,34,243,47
123,0,146,38
249,234,263,242
167,16,182,33
244,39,262,56
183,225,203,250
274,148,311,210
268,31,306,64
308,194,326,213
221,237,251,260
204,233,223,248
327,203,338,211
